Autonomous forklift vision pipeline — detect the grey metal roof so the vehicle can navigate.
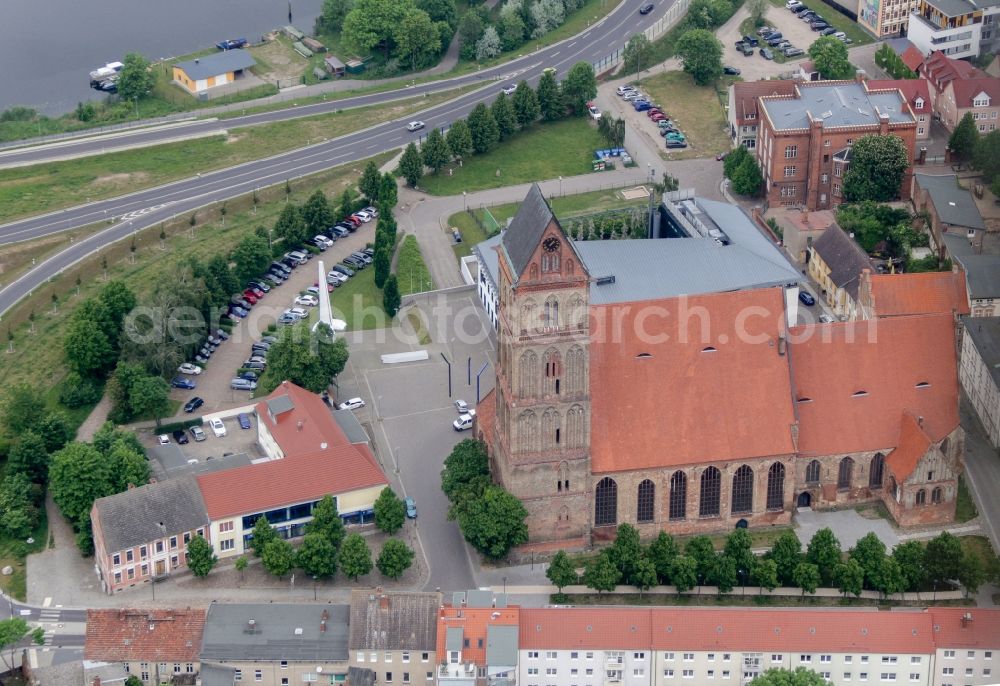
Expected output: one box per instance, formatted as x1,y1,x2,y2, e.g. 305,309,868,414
446,627,464,652
762,82,915,130
466,589,493,608
152,444,252,477
921,0,981,17
915,174,986,230
348,591,440,651
941,233,1000,299
267,395,296,416
200,603,350,663
486,625,518,667
199,664,234,686
698,198,800,270
574,238,800,305
962,317,1000,390
175,49,256,81
93,476,209,553
810,227,873,299
473,234,502,291
332,409,370,445
500,184,556,280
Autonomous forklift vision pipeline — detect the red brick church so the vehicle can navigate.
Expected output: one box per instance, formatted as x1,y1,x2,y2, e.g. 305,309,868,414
475,185,963,548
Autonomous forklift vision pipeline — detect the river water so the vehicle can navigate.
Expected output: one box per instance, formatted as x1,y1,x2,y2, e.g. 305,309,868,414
1,0,324,115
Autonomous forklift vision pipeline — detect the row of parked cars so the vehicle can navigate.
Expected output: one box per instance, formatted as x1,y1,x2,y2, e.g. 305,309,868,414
785,0,852,42
159,412,253,445
616,84,688,149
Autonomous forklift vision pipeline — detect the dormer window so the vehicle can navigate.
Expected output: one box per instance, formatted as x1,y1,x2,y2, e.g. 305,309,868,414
914,96,924,109
973,94,991,108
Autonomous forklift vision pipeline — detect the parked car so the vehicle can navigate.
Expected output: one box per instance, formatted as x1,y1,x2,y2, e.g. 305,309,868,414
267,270,287,283
307,237,327,251
665,140,688,148
270,261,292,275
157,434,171,445
783,46,805,56
277,313,298,325
820,26,837,35
238,413,253,429
406,120,425,131
239,370,259,381
183,397,204,413
189,425,207,442
723,66,741,75
338,397,366,410
194,353,209,365
172,429,189,445
811,20,830,29
215,328,230,341
588,104,601,120
453,414,475,431
247,281,269,294
331,225,350,238
757,25,774,34
178,362,202,375
293,294,318,307
229,305,249,318
743,35,759,46
616,84,636,95
455,399,471,413
343,256,366,269
354,210,373,223
639,2,655,13
245,355,267,366
209,418,227,437
764,31,782,40
799,291,816,306
362,247,375,257
363,206,379,218
634,100,654,112
818,314,835,323
231,378,257,391
243,360,267,371
332,264,355,277
760,47,775,59
405,497,417,518
351,251,374,264
768,35,785,46
288,307,308,319
171,376,197,390
501,84,517,95
833,31,847,39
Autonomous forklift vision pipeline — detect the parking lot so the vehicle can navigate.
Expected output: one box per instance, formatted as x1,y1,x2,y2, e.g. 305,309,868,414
334,287,496,592
165,221,378,418
718,5,814,80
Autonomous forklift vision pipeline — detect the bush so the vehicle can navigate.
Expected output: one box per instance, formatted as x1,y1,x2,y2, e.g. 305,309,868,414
58,373,104,409
156,418,204,434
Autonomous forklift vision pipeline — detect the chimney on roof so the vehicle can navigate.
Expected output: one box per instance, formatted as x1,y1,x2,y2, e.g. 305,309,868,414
379,594,390,611
297,420,304,431
918,416,924,427
777,335,786,356
961,612,974,627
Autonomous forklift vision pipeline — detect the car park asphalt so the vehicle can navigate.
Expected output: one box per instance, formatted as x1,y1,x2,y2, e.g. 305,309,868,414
0,0,677,317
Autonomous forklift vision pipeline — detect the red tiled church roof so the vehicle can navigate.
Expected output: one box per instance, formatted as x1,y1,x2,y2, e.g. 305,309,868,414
887,412,934,481
85,609,205,663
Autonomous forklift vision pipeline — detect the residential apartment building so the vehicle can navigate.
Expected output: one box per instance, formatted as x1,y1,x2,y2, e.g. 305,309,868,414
807,225,874,319
84,609,206,685
929,609,1000,686
909,0,1000,60
918,51,1000,131
436,590,519,686
727,80,797,151
757,81,917,211
91,476,210,594
959,317,1000,448
860,0,921,38
199,603,351,686
349,591,441,686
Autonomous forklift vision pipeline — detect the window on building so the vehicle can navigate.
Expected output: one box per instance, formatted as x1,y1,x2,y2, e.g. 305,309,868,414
860,674,868,682
785,145,798,158
127,568,135,580
838,457,854,490
220,539,235,551
386,673,393,683
932,487,943,504
700,467,722,517
945,651,955,659
664,670,675,678
869,453,885,488
772,656,783,664
845,674,852,681
235,670,243,682
821,656,832,663
403,673,411,683
529,652,539,659
637,480,655,523
528,669,539,675
595,477,618,526
766,462,785,510
547,652,557,660
731,465,754,514
684,654,694,662
113,572,122,584
126,550,134,563
665,653,675,661
255,670,263,682
220,521,234,533
974,96,991,107
801,656,812,663
669,471,687,520
784,166,797,177
682,670,694,679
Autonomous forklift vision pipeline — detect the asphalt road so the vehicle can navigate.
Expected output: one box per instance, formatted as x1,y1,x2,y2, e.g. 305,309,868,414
0,0,674,317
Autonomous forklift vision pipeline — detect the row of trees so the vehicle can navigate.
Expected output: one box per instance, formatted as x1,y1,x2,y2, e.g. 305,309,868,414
441,440,528,560
546,525,991,598
809,35,854,80
949,115,1000,198
186,491,415,581
397,67,596,188
459,0,589,62
874,43,918,80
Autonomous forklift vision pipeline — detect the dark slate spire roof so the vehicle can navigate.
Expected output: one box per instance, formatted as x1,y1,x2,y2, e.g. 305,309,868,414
501,184,557,280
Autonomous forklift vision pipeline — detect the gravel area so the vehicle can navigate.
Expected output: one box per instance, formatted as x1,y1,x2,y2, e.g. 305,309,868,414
717,5,813,81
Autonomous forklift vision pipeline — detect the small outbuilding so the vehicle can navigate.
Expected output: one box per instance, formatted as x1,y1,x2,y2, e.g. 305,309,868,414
172,49,256,95
324,55,346,77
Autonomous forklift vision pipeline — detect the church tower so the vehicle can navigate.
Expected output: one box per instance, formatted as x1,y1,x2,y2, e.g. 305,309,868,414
489,184,592,544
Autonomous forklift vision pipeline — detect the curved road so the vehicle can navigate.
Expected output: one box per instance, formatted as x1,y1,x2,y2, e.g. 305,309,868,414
0,0,674,316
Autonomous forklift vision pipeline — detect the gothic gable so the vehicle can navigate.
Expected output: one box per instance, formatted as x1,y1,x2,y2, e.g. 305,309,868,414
500,184,588,285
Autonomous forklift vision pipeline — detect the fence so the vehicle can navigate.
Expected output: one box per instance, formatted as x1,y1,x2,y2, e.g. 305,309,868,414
592,0,693,74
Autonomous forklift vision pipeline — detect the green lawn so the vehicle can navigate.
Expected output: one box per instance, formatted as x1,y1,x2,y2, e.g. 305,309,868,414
0,506,48,601
450,211,492,259
396,235,435,296
959,536,1000,585
955,475,978,523
0,86,474,224
637,71,734,159
329,267,388,331
765,0,873,45
420,118,606,195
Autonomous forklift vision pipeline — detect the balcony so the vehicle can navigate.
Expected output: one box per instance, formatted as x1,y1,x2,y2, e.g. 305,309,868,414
439,663,477,683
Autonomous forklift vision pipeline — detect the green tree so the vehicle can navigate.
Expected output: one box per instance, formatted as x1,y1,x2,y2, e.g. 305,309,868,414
792,561,820,595
6,432,49,485
231,233,273,286
63,317,116,378
106,362,170,423
491,93,518,139
834,558,865,597
623,34,653,78
842,134,910,202
33,412,73,454
98,280,136,341
319,0,355,31
441,438,491,518
374,487,406,534
648,531,679,584
0,618,45,673
458,10,486,59
724,144,750,179
849,532,887,589
958,549,986,596
250,515,278,557
723,528,756,582
340,532,374,580
458,485,529,559
343,0,416,57
48,442,113,525
561,62,597,117
765,530,802,585
582,551,621,593
3,384,46,434
125,677,143,686
750,558,779,592
924,531,963,585
0,474,40,540
446,119,473,160
116,52,153,103
468,103,500,154
748,668,829,686
808,36,854,80
730,155,764,196
374,244,392,289
186,535,218,578
418,0,458,27
302,190,335,236
973,129,1000,182
949,112,979,165
748,0,768,25
685,535,717,584
512,80,540,127
235,555,248,580
377,538,415,579
307,495,346,550
379,172,398,208
676,29,723,86
108,443,150,492
805,527,841,586
360,161,382,200
399,142,425,187
383,274,402,317
871,556,906,598
500,10,526,49
257,323,350,395
607,523,644,584
296,532,338,578
546,550,578,591
891,540,927,591
262,538,296,578
537,69,563,121
274,203,308,246
395,8,441,70
669,555,698,593
712,553,738,594
633,556,658,595
422,128,452,173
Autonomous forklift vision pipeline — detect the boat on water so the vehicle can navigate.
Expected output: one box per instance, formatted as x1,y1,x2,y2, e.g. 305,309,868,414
89,61,123,82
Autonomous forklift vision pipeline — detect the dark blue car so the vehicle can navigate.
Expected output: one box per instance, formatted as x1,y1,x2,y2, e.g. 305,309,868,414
799,291,816,306
171,377,197,390
634,100,653,112
238,413,252,430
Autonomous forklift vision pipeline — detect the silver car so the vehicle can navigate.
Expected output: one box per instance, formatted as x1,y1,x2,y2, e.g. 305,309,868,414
231,378,258,391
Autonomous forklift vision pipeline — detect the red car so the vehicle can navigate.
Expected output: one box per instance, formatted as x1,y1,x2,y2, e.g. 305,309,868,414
647,108,662,117
650,112,666,122
313,282,335,293
342,216,361,228
241,291,259,304
245,286,264,298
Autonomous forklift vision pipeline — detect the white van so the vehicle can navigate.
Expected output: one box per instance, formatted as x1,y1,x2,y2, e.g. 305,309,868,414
453,414,475,431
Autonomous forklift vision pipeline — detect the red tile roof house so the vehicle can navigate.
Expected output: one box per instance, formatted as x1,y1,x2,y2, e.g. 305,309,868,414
91,382,387,593
919,51,1000,132
436,590,520,686
84,608,206,685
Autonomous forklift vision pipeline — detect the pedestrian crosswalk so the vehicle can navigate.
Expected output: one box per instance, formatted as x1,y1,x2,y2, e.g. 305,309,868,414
38,608,61,647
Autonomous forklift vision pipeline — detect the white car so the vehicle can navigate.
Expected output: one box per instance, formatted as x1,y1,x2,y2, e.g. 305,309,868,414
157,434,171,445
406,120,425,132
616,85,636,96
288,307,308,318
588,105,601,120
501,84,517,95
328,271,349,284
294,294,319,307
209,418,227,437
177,363,203,375
338,397,366,410
314,235,334,248
363,206,379,218
453,414,475,431
354,210,373,222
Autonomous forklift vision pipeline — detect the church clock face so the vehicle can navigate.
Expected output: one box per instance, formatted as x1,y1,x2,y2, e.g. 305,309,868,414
543,236,561,253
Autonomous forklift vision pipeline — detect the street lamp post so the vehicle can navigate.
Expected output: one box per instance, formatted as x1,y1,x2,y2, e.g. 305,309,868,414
313,576,318,600
463,191,467,211
558,176,563,196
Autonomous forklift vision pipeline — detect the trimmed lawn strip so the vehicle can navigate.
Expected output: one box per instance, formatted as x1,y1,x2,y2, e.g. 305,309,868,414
959,535,1000,583
420,119,606,195
765,0,873,45
396,235,435,296
450,211,490,259
330,267,385,332
955,474,978,523
637,71,733,159
0,87,476,224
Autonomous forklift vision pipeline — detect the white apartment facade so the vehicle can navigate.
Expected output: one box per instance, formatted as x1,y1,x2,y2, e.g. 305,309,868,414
958,317,1000,449
933,647,996,686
